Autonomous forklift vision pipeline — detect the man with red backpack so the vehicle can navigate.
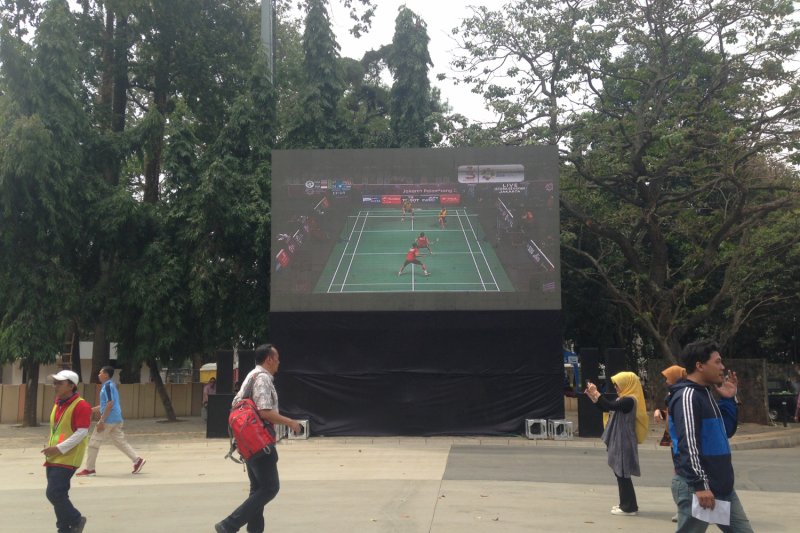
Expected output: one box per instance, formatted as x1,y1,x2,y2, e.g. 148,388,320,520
215,344,302,533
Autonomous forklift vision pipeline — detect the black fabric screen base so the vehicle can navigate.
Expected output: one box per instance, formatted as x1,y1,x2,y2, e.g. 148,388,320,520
270,310,564,436
278,373,562,436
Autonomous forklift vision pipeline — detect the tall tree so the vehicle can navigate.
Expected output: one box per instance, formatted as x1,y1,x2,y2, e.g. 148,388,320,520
386,6,433,147
0,0,89,426
450,0,587,146
455,0,800,359
284,0,343,148
115,0,262,418
163,50,276,355
337,54,392,148
71,0,134,383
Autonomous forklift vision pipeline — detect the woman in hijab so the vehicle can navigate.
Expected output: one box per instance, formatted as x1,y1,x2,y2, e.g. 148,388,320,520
654,365,687,445
654,365,687,522
585,371,648,516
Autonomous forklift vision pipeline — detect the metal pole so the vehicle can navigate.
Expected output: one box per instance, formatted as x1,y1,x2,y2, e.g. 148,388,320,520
260,0,274,81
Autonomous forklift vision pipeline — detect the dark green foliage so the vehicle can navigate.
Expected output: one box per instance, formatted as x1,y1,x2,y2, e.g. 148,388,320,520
455,0,800,360
0,1,93,424
284,0,343,148
387,7,432,148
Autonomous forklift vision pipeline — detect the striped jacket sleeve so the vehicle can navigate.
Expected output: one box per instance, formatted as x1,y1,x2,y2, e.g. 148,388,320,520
717,397,738,438
671,387,710,491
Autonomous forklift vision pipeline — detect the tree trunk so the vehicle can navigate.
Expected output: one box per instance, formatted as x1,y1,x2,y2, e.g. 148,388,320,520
117,360,142,383
91,8,128,383
91,320,110,384
111,14,129,136
119,358,140,384
23,359,40,427
192,352,204,383
70,322,82,380
142,60,169,412
147,358,177,421
99,9,114,130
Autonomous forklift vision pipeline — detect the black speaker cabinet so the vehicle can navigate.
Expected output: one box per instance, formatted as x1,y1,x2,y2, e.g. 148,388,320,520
216,350,234,394
577,392,618,438
236,350,255,391
579,347,600,385
605,348,627,379
206,393,234,438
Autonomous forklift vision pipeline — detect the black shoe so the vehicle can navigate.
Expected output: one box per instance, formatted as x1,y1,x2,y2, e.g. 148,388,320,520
73,516,87,533
214,522,229,533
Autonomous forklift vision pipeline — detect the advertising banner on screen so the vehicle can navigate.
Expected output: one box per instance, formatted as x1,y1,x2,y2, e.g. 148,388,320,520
275,248,291,270
527,239,555,272
458,164,525,183
381,195,402,205
493,182,529,195
439,194,461,206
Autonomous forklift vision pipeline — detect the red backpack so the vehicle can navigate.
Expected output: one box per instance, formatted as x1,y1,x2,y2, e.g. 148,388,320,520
225,374,276,464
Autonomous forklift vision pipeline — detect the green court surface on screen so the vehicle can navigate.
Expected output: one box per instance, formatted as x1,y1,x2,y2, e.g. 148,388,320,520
314,208,515,293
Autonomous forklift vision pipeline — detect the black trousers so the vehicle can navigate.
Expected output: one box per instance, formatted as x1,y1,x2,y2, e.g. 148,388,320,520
221,448,280,532
46,466,82,533
616,475,638,512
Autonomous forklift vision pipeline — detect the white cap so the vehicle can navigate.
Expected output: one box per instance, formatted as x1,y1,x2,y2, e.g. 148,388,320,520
49,370,80,385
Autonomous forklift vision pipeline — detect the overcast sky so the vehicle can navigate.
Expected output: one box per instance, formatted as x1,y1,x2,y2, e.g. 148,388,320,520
327,1,506,123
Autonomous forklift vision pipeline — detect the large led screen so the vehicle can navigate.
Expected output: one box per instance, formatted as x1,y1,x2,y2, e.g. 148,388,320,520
270,147,560,312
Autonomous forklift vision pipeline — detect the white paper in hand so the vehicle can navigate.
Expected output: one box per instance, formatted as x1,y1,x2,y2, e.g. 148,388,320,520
691,494,731,526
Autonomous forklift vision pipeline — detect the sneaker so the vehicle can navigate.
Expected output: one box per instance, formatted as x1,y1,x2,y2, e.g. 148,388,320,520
610,508,637,516
75,469,95,477
73,516,87,533
215,522,230,533
132,457,146,474
672,513,678,522
397,271,402,276
424,271,430,276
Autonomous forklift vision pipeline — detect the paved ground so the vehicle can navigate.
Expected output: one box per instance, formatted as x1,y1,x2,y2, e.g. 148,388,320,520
1,416,798,532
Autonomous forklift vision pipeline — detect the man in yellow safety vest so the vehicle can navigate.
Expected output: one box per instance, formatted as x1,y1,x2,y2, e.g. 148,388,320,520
41,370,91,533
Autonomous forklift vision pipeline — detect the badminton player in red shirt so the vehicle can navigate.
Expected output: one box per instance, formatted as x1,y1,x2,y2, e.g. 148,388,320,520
398,243,430,276
415,232,433,255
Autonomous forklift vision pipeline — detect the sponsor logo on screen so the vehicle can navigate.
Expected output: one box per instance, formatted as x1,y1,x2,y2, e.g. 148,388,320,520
419,195,440,203
332,180,351,192
275,248,291,270
397,185,458,195
527,239,555,271
362,195,382,204
458,164,525,183
382,195,402,205
293,228,306,246
493,182,528,195
496,198,514,229
439,194,461,205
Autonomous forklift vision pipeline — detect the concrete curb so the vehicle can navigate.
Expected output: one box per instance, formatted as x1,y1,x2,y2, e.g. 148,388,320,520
729,428,800,450
2,417,799,451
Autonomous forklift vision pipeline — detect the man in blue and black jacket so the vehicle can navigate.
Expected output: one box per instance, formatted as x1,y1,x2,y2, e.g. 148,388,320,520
667,340,754,532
